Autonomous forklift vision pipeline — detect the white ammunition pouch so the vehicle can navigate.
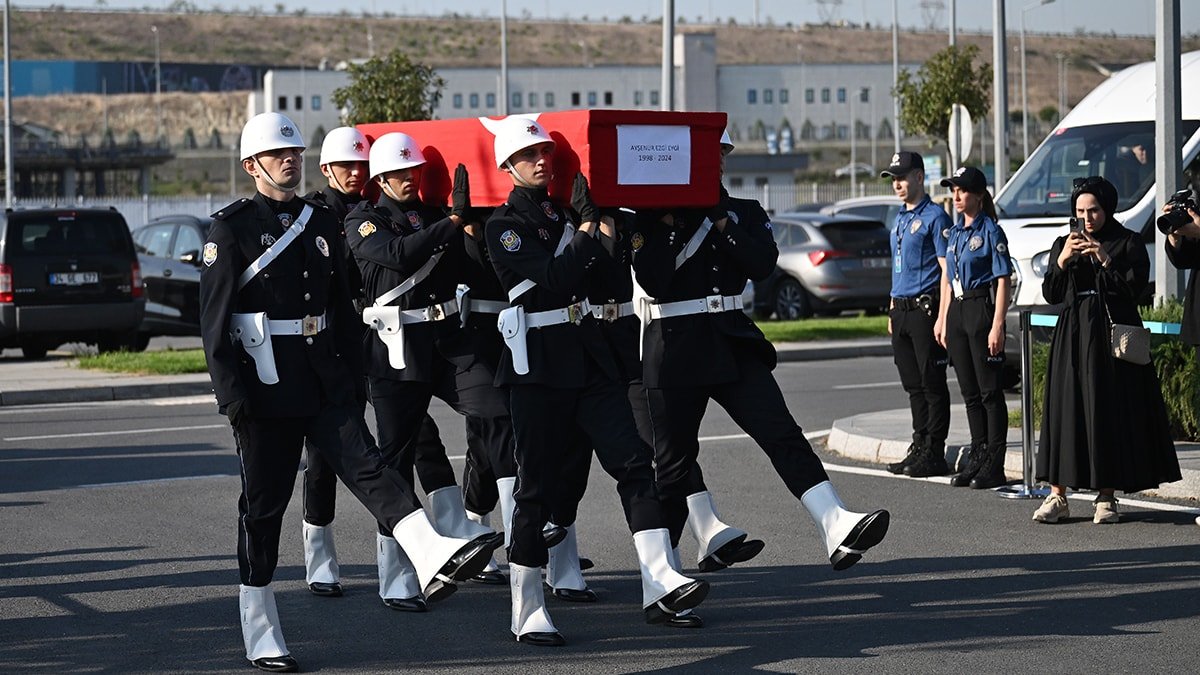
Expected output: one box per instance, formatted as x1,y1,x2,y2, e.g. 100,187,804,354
230,312,279,385
497,305,529,375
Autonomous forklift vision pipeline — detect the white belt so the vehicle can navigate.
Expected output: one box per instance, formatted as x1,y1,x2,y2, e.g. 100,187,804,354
466,299,509,315
266,313,327,337
648,294,742,320
590,301,636,322
527,301,592,329
398,299,459,324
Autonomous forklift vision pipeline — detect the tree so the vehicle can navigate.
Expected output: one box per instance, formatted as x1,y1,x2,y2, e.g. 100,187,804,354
331,50,446,125
1038,105,1060,125
894,44,992,153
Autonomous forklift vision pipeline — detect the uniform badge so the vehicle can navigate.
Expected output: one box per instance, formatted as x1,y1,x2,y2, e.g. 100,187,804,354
541,201,559,221
997,242,1007,254
500,229,522,252
890,152,900,165
406,211,422,230
968,236,984,251
203,242,218,267
942,228,951,239
315,236,330,257
358,221,376,237
537,228,550,240
631,232,645,251
260,233,276,247
277,212,292,228
910,218,922,234
280,126,295,138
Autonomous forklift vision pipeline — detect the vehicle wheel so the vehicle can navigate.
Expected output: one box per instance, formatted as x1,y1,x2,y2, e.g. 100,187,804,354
131,333,151,352
20,342,48,360
773,278,812,320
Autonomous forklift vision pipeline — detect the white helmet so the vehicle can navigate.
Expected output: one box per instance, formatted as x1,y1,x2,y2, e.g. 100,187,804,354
369,132,426,179
240,112,305,161
320,126,370,166
492,116,555,169
720,128,735,155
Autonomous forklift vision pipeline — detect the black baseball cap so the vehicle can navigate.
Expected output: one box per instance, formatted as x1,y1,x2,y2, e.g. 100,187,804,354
940,166,988,193
881,151,924,178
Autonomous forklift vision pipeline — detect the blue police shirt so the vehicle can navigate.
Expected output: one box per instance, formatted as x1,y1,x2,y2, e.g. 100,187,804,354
945,213,1013,292
890,195,951,297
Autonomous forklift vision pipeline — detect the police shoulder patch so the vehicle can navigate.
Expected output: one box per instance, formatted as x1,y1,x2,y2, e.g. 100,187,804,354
942,228,951,239
500,229,522,252
996,242,1007,254
358,221,376,237
631,231,645,251
203,242,218,266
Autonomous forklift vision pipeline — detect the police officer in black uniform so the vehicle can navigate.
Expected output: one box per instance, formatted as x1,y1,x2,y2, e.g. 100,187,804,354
881,151,953,478
485,116,708,646
633,132,890,576
202,113,499,673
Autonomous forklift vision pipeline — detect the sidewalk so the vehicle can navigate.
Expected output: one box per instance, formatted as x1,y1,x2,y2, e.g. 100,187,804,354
827,407,1200,503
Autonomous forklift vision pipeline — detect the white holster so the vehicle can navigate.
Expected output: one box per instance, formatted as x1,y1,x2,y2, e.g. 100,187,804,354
230,312,279,385
362,306,407,370
497,305,530,375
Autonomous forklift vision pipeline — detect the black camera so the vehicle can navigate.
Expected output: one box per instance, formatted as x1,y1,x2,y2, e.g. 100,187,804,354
1156,188,1198,235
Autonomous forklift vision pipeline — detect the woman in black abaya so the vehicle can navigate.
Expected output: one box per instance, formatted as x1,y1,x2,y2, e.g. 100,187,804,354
1034,176,1180,524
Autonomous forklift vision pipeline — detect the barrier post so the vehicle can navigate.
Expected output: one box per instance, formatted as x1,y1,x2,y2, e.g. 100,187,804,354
998,309,1050,500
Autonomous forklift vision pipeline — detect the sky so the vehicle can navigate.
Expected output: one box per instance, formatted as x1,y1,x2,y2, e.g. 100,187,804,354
12,1,1200,37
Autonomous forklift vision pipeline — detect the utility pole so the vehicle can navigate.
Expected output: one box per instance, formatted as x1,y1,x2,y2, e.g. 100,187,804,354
3,0,12,207
892,0,901,152
1155,0,1184,303
661,0,674,111
500,0,509,115
992,0,1009,189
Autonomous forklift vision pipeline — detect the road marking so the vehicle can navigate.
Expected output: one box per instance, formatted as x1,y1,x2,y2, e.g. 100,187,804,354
3,424,225,442
834,379,956,390
0,394,215,415
698,429,829,442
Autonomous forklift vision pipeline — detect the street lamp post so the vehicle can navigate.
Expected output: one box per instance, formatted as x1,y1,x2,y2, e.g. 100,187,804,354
1020,0,1055,160
151,25,162,144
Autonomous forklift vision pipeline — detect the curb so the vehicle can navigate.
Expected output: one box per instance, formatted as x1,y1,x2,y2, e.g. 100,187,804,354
0,379,214,407
828,412,1200,503
776,342,892,363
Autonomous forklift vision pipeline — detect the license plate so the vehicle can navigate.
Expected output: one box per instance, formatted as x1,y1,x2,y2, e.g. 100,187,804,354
863,257,891,269
49,271,99,286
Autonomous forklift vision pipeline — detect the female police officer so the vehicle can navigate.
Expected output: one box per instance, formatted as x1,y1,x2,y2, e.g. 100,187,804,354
933,166,1013,489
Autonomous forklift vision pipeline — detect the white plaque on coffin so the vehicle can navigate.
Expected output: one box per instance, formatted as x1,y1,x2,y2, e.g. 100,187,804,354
616,125,692,185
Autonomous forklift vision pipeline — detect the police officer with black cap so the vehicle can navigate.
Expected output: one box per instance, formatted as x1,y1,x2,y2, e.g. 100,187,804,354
634,134,890,578
201,112,501,672
485,115,708,646
881,150,953,478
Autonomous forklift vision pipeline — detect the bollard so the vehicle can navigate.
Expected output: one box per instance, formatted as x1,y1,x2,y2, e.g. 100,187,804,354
997,309,1050,500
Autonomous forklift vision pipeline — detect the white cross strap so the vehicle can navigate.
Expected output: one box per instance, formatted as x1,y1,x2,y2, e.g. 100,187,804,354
374,252,445,308
506,223,577,302
237,204,314,290
674,218,714,270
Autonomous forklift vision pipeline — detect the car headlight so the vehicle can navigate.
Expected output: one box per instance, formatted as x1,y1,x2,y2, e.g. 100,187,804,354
1030,250,1051,278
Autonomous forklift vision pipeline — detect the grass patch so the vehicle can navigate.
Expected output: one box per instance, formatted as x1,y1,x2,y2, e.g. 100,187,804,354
757,315,889,342
76,349,208,375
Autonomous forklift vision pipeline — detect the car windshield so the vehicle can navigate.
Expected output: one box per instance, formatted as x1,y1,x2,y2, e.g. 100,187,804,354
9,212,131,256
996,120,1200,218
818,221,889,251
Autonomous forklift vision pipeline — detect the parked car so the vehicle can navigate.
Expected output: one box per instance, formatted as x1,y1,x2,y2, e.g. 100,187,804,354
132,214,211,345
834,162,875,178
754,213,891,320
0,207,145,359
820,195,903,225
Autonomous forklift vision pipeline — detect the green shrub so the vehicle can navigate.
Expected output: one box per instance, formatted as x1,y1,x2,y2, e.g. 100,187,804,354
1141,299,1200,440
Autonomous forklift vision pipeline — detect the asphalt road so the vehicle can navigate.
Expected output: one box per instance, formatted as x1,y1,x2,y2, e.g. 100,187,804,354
2,357,1197,673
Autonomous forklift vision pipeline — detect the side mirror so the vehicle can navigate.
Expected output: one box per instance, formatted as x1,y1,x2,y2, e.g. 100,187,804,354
179,250,201,266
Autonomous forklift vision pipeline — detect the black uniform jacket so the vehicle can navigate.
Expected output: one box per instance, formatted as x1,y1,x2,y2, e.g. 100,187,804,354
199,192,361,418
585,217,641,384
1165,234,1200,346
458,231,507,369
343,195,463,382
484,185,618,388
632,196,778,388
306,186,367,308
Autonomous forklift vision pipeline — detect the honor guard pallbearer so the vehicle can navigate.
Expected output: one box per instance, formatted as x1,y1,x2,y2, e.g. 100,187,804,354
200,113,500,672
485,116,709,646
633,130,890,575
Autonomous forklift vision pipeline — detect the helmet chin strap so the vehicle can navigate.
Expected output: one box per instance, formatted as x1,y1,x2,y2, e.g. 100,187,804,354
505,160,539,189
380,180,404,202
254,156,296,194
326,166,349,195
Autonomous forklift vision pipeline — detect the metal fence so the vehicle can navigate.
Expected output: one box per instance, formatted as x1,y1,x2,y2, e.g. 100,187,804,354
728,182,895,213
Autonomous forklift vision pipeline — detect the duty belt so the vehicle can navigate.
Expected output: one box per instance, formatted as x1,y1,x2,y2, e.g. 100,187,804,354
398,299,459,324
590,301,636,322
266,313,328,336
892,294,935,311
953,287,991,301
526,301,592,329
648,294,741,320
465,298,509,315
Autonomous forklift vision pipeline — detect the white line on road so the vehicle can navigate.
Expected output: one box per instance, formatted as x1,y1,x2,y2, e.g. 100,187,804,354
834,381,902,390
697,429,829,442
0,394,215,415
4,424,225,442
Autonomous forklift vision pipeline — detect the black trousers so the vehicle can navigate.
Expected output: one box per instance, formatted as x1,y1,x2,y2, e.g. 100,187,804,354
890,303,951,449
461,414,517,515
507,362,664,567
232,404,422,587
945,296,1007,449
648,348,831,547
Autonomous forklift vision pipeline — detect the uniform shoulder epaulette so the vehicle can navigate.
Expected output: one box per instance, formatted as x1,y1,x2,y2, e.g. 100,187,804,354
299,193,331,210
211,198,251,220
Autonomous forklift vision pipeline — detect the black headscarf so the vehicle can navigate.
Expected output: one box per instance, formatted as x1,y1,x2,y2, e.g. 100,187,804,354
1071,176,1119,219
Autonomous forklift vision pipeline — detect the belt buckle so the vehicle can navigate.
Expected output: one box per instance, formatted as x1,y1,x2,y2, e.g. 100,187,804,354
602,303,620,322
705,295,723,313
302,315,319,336
567,303,583,324
428,303,444,321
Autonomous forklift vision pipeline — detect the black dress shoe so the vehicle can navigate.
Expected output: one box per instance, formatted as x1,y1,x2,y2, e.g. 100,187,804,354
438,533,505,584
830,509,890,571
644,604,705,628
469,569,507,585
515,631,566,646
382,596,428,612
655,579,709,614
542,525,568,548
307,581,342,597
579,557,594,571
697,534,765,572
552,587,598,603
250,655,298,672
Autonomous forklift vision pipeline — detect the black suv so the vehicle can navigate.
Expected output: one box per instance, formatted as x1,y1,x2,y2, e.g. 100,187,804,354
0,207,145,359
132,214,210,345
